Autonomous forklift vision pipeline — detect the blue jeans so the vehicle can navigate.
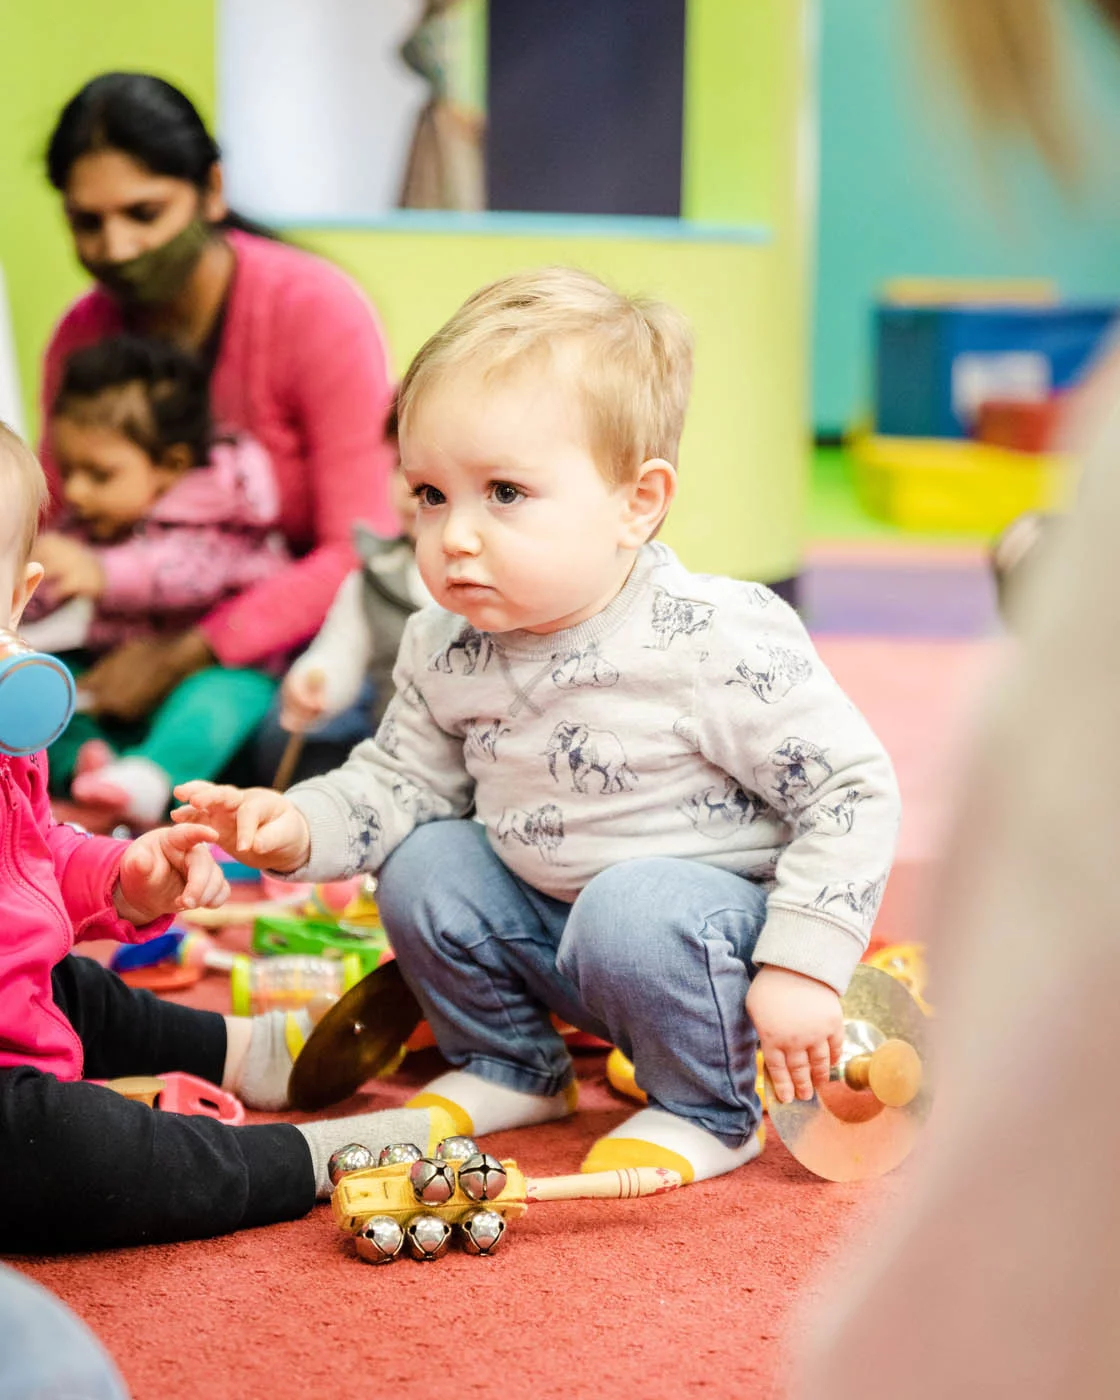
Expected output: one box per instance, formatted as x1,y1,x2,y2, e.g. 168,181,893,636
0,1265,129,1399
378,820,768,1145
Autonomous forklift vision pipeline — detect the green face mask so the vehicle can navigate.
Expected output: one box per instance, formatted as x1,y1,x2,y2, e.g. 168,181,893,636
83,218,213,305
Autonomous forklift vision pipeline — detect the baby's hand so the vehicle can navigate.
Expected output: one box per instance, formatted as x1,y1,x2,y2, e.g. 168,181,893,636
746,965,844,1105
173,781,312,873
34,532,105,600
279,667,327,733
115,823,230,925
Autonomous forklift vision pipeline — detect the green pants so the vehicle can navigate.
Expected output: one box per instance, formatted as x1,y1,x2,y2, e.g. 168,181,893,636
49,665,277,800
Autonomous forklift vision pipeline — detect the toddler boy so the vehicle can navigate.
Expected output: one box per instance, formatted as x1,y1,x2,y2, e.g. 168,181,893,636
176,268,901,1185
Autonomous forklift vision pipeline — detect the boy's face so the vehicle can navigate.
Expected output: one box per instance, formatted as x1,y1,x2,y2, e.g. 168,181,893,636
401,364,659,634
51,417,180,541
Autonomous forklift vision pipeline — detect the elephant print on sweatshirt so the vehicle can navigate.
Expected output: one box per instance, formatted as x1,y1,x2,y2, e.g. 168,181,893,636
545,722,637,794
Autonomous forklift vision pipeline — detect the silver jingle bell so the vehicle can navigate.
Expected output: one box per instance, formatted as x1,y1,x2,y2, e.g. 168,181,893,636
409,1156,457,1205
435,1135,480,1162
328,1142,377,1187
355,1215,405,1264
459,1208,507,1257
378,1141,424,1167
457,1152,508,1202
406,1213,452,1261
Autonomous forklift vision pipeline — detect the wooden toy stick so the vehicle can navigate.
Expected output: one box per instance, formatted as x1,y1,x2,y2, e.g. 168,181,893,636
273,732,305,793
523,1166,681,1202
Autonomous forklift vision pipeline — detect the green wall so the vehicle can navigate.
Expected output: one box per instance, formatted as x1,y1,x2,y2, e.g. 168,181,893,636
0,0,216,432
1,0,812,582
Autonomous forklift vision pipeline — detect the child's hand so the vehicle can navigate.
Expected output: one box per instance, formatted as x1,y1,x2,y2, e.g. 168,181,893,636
115,823,230,925
279,667,327,733
173,781,312,873
35,532,105,600
746,965,844,1105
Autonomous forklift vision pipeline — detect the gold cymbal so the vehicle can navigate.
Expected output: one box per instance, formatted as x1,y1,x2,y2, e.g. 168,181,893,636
766,964,932,1182
287,959,424,1112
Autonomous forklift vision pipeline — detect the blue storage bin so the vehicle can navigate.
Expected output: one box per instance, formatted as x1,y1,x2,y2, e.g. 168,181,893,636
874,303,1119,439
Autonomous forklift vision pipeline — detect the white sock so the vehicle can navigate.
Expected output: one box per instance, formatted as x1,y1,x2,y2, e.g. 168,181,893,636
225,1009,312,1111
581,1105,764,1185
84,756,171,827
405,1069,578,1137
297,1106,456,1198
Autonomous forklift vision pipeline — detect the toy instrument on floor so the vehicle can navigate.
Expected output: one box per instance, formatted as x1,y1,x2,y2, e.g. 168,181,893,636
764,962,931,1182
607,948,933,1183
0,629,75,756
329,1134,681,1263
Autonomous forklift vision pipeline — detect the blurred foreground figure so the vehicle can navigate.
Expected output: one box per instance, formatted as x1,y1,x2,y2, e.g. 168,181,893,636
800,2,1120,1395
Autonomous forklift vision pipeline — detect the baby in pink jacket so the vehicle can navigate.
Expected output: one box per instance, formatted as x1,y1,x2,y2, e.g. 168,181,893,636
23,336,289,826
0,420,454,1252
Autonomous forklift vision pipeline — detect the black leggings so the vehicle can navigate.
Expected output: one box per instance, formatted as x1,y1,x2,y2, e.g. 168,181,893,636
0,956,315,1253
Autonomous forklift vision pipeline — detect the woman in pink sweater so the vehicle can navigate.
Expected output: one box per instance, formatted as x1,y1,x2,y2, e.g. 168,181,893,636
40,73,397,744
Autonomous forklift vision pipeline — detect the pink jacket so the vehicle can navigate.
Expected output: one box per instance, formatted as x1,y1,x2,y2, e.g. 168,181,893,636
0,752,170,1079
41,230,398,667
31,436,290,653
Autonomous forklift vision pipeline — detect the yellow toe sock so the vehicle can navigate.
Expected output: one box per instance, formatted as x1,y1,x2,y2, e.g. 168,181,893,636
581,1136,697,1185
582,1120,766,1186
405,1091,475,1138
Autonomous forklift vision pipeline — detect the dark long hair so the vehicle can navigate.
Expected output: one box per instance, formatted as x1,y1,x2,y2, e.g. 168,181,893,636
46,71,274,238
53,335,213,468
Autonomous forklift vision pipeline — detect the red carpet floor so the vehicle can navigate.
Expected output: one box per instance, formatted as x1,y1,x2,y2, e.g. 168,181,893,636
9,546,1000,1399
15,1045,908,1400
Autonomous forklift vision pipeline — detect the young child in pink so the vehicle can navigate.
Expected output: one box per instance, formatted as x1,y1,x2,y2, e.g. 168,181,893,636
0,420,453,1252
24,335,289,825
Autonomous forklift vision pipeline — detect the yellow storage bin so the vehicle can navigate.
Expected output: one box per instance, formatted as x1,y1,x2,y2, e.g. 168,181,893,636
849,431,1071,534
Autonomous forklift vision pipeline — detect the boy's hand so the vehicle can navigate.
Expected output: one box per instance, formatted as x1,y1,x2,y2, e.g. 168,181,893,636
173,781,312,873
746,965,844,1105
35,532,105,600
279,667,327,733
115,823,230,925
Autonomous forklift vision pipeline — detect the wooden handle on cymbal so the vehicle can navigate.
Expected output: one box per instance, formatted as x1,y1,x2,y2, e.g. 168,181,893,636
844,1038,923,1107
523,1166,682,1203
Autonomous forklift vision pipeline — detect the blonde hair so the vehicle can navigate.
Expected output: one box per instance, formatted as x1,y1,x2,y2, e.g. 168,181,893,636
928,0,1120,180
397,267,694,484
0,422,47,563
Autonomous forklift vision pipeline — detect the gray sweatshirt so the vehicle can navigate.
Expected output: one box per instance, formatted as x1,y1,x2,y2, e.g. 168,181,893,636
286,543,901,994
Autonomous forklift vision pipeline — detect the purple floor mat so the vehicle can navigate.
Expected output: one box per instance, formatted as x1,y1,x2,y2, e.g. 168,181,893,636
802,560,1001,637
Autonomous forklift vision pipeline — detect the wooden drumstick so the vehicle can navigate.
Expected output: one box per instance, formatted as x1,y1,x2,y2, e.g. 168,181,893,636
272,732,306,793
523,1166,681,1202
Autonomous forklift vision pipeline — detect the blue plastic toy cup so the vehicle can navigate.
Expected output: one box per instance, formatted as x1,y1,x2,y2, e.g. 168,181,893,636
0,629,76,757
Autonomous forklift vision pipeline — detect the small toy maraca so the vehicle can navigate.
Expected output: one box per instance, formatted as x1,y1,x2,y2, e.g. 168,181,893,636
0,630,76,757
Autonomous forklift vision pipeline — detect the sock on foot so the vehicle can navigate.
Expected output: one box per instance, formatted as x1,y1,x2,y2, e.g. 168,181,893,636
405,1069,578,1137
298,1106,457,1198
74,738,115,778
227,1009,312,1111
72,756,171,827
580,1105,764,1185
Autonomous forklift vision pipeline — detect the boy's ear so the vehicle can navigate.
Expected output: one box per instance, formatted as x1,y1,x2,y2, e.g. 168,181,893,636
620,458,677,547
11,562,44,627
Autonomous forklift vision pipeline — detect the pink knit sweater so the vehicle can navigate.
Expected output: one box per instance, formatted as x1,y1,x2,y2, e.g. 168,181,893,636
40,230,397,667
